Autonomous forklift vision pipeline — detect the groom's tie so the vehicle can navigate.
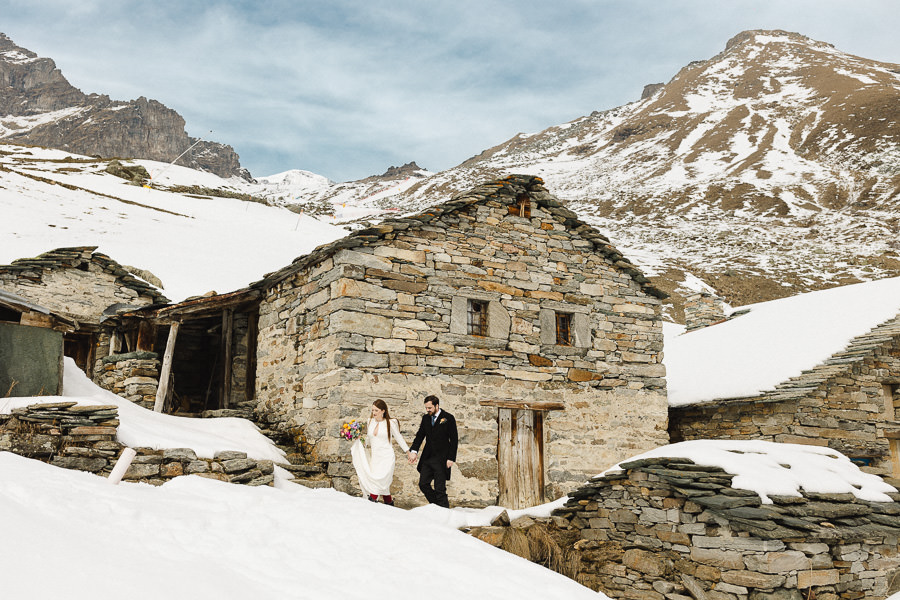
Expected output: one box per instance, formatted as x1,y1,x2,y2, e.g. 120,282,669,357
431,415,437,426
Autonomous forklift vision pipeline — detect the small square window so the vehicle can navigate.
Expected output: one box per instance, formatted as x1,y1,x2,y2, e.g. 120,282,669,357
507,193,531,218
556,312,572,346
468,300,487,336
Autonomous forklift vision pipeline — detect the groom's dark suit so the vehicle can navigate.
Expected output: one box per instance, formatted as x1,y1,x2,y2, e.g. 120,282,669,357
410,409,458,508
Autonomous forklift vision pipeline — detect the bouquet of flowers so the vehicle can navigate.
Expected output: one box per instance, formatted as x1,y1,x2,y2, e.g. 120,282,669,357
340,419,366,444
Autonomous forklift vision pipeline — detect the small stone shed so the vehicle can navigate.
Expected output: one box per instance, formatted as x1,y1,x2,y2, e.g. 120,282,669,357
103,288,261,414
0,289,75,396
552,450,900,599
0,247,169,378
250,175,669,507
667,279,900,482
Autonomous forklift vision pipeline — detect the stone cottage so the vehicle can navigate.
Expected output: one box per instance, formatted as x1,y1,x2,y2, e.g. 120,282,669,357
551,442,900,599
249,174,669,507
0,247,169,379
667,278,900,482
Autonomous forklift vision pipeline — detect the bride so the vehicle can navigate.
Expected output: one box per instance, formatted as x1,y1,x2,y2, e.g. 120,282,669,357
350,399,409,505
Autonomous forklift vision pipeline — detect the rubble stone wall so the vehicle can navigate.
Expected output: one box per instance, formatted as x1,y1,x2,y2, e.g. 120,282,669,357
0,402,273,486
93,351,160,409
255,177,668,506
554,461,900,599
670,336,900,477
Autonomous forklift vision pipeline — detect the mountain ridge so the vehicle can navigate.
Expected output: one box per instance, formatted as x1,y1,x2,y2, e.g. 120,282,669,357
0,33,248,180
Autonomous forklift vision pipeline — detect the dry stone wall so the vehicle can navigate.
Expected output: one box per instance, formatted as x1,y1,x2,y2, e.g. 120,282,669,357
254,176,668,506
0,402,273,486
670,329,900,478
552,457,900,599
93,351,160,409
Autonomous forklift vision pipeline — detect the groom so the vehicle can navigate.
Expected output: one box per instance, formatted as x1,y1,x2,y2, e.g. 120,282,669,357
407,395,458,508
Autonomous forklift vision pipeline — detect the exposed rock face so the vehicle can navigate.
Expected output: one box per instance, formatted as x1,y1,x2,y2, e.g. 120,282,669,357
0,33,248,179
376,161,426,179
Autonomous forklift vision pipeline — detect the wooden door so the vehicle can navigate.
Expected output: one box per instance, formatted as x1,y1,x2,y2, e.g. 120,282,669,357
498,408,545,509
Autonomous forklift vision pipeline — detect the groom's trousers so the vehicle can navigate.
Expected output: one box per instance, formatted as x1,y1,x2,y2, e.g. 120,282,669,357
418,457,449,508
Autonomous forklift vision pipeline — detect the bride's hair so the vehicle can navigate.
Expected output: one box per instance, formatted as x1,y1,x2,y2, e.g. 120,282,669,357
373,399,393,441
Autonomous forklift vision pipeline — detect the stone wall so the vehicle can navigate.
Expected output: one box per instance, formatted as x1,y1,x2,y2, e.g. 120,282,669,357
93,351,160,409
0,247,167,325
683,292,727,331
0,402,273,486
254,176,668,506
552,458,900,599
670,330,900,478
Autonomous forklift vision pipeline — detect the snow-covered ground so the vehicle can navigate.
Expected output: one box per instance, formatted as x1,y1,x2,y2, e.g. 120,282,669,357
665,276,900,405
0,452,603,600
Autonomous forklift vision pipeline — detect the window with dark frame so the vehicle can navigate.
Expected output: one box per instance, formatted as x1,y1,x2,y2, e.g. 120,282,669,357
556,312,572,346
468,300,488,336
508,193,531,218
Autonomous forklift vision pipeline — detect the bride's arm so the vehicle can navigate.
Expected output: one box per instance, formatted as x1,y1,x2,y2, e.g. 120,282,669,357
390,419,410,453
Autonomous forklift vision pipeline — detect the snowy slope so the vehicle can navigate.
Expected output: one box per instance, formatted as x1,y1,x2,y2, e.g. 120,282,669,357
0,145,348,302
0,452,604,600
664,276,900,405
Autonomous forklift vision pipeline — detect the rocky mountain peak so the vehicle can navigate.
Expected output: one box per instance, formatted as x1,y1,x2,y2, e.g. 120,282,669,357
368,29,900,318
378,161,426,179
0,33,248,179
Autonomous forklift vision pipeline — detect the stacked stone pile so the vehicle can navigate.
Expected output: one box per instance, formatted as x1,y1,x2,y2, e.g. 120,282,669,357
0,401,120,471
549,456,900,599
0,402,274,486
126,449,274,486
94,351,160,409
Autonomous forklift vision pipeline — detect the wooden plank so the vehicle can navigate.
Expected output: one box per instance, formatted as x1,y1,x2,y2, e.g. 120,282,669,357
498,408,514,509
222,309,233,409
515,410,536,508
246,308,258,404
479,399,565,411
153,322,180,413
135,321,156,352
891,440,900,478
535,411,545,502
20,311,55,329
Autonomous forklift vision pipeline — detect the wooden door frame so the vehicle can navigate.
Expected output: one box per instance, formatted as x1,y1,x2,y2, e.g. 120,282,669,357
481,399,563,509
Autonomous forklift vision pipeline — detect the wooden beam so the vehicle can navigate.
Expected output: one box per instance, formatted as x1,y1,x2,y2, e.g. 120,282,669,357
479,399,565,411
153,322,180,412
222,308,233,409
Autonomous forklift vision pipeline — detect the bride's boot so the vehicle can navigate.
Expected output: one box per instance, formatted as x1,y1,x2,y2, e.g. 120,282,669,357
383,495,394,506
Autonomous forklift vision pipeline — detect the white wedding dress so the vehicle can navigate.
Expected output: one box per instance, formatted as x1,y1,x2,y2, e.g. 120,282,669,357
351,418,409,496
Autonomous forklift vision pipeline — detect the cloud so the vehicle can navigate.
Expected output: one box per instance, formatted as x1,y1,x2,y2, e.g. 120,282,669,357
0,0,898,180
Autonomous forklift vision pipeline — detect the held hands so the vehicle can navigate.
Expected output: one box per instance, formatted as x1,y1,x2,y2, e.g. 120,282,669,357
407,451,418,464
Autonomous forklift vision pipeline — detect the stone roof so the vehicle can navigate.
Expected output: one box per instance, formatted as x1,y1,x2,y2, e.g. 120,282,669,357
0,246,170,305
563,456,900,541
250,174,666,299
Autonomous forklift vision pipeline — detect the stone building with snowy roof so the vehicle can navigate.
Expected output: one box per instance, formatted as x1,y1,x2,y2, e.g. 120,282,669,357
550,440,900,599
667,278,900,481
242,174,669,507
0,247,169,378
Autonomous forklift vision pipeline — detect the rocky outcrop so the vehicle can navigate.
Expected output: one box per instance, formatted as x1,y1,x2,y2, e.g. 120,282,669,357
0,33,248,179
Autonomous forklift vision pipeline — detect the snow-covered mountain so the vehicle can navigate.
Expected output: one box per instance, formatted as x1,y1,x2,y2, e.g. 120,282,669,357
303,30,900,318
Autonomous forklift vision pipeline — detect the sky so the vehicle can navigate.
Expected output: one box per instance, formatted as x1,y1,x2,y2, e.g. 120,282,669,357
2,1,899,182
